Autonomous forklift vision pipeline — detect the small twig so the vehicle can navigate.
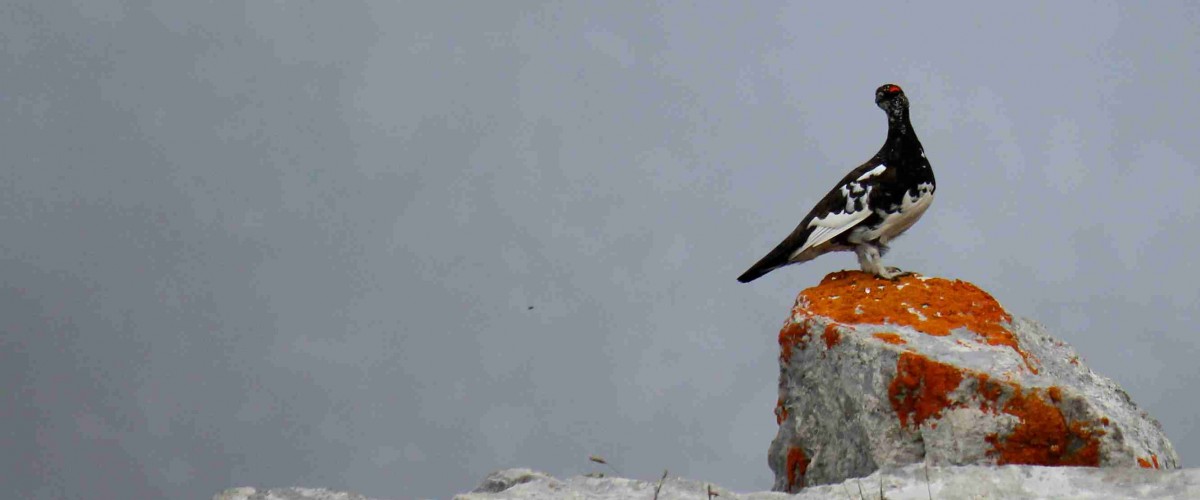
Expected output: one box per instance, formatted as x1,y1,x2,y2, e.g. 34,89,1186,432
706,483,719,499
652,469,668,500
857,478,866,500
924,461,934,500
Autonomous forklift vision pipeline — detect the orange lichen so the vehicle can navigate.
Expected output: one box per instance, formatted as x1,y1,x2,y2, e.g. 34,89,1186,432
886,355,1103,466
785,446,809,492
797,271,1038,373
1138,457,1154,468
888,353,965,428
775,397,789,425
801,271,1010,337
873,332,906,345
821,324,841,349
976,374,1005,411
984,386,1103,466
779,322,809,361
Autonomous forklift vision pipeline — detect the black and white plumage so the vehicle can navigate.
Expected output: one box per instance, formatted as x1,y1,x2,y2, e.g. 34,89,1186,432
737,84,936,283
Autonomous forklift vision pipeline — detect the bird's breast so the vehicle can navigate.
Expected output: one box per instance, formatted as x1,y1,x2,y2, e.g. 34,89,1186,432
857,182,935,244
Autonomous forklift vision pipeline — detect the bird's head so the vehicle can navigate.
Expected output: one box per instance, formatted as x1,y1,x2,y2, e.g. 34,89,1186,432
875,84,909,116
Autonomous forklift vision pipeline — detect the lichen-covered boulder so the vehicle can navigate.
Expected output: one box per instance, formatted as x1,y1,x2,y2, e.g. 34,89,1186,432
769,271,1179,493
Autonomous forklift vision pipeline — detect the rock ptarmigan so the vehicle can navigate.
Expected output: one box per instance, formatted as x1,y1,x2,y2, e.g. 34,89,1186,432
738,84,936,282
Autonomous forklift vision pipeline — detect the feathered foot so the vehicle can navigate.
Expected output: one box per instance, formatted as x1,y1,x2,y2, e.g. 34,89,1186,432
856,245,913,280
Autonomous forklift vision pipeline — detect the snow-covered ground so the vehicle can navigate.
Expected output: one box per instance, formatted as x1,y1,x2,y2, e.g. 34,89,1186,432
215,464,1199,499
448,465,1199,500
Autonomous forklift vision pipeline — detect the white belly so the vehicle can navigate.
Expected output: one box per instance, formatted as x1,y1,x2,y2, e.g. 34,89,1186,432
853,183,935,245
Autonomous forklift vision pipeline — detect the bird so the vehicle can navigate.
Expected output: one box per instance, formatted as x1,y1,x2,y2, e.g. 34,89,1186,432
737,84,936,283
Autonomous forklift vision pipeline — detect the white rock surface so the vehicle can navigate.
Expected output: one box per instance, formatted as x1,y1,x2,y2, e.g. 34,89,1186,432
453,465,1200,500
213,487,379,500
456,468,786,500
768,271,1179,492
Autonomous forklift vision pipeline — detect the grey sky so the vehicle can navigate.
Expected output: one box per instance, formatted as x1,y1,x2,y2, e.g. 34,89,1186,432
2,2,1198,499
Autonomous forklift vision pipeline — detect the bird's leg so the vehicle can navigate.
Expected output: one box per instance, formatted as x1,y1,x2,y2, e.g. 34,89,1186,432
855,244,887,277
856,244,909,280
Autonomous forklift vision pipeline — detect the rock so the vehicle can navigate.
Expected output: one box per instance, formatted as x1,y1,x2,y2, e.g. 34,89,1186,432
212,487,377,500
769,271,1179,493
453,466,1200,499
470,469,556,494
454,469,786,500
788,464,1200,500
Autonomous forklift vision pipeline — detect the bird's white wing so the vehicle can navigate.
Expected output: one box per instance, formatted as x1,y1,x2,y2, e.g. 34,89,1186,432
789,209,871,260
787,177,880,261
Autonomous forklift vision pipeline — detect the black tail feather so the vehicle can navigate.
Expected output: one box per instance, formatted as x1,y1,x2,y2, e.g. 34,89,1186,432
737,261,781,283
739,223,816,283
